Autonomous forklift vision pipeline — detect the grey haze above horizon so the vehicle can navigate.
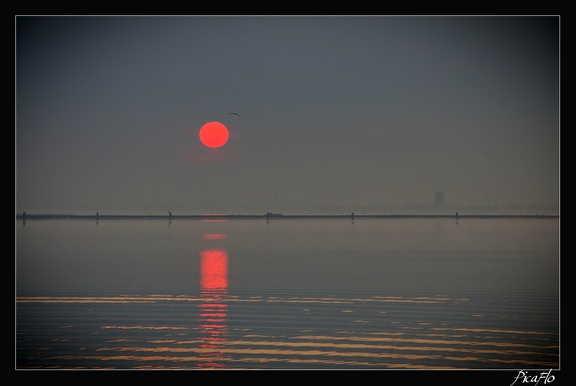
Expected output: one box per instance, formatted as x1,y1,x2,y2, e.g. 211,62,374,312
16,15,560,215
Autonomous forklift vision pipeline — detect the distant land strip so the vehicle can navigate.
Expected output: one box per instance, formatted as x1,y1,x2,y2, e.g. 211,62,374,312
15,213,559,221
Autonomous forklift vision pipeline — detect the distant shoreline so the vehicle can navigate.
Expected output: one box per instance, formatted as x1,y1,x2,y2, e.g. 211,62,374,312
15,213,559,221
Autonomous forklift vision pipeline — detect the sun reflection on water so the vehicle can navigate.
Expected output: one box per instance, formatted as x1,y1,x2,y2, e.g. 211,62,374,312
198,245,229,368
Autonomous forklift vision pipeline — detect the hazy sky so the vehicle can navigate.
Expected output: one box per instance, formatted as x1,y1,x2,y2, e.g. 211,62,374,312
16,15,560,214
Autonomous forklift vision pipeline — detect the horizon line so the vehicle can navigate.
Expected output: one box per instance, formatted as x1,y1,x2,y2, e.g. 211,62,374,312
15,212,559,220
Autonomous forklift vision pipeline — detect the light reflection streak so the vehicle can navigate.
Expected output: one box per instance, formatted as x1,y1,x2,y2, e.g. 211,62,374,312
17,288,557,368
172,338,554,357
289,334,556,349
88,342,558,368
201,215,228,223
198,247,229,368
202,233,228,241
102,326,187,330
44,354,451,369
430,327,557,336
16,295,460,305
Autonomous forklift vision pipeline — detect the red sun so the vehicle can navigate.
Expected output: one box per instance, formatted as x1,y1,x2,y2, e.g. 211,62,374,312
199,121,229,148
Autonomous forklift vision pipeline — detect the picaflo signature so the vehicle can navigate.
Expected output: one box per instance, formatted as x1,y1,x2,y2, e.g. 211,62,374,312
511,369,555,386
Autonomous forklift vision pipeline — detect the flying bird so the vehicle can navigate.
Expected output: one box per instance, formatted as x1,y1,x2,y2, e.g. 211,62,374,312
228,112,241,117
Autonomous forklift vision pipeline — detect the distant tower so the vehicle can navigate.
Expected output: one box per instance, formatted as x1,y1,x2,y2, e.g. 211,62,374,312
435,190,445,206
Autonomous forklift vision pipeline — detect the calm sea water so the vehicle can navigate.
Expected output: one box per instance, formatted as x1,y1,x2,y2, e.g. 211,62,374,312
15,217,559,369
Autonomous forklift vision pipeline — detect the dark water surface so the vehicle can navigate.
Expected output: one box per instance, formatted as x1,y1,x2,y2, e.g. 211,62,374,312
16,218,559,369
